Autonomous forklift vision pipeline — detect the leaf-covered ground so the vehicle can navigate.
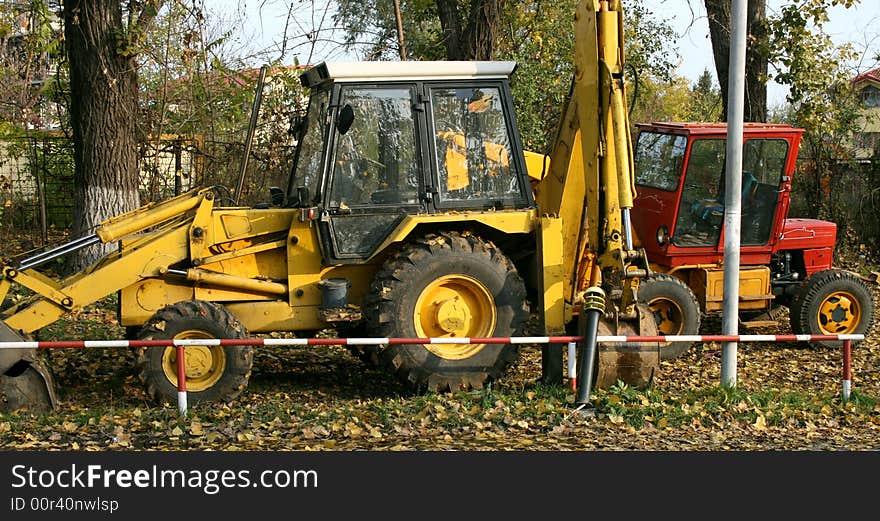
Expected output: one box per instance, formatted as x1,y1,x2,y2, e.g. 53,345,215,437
2,232,879,451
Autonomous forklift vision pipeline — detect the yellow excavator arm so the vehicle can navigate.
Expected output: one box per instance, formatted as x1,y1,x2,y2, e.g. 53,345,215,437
535,0,645,328
533,0,657,393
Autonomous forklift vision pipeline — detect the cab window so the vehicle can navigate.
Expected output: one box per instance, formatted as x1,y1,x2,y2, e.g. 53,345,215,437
329,86,420,208
635,132,687,191
673,139,726,247
673,137,789,248
429,86,522,203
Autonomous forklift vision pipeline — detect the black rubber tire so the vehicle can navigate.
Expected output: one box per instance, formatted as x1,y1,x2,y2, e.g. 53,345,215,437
136,300,253,405
366,231,529,392
789,269,875,347
637,274,702,359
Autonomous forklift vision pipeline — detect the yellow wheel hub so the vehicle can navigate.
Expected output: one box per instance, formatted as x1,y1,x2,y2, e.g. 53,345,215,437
816,291,862,334
648,297,684,335
161,330,226,391
414,275,496,360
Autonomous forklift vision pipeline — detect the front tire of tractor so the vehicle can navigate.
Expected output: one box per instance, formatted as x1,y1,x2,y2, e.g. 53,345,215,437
366,232,529,392
789,269,875,347
637,274,702,359
136,300,254,405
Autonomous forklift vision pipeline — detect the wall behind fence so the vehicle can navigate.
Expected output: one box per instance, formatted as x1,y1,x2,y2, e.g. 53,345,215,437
0,134,74,240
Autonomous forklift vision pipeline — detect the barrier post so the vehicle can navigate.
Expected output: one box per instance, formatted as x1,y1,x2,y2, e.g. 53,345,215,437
567,342,577,391
842,339,852,403
176,344,187,417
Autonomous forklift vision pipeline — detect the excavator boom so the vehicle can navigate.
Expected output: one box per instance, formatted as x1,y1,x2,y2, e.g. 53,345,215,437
534,0,658,389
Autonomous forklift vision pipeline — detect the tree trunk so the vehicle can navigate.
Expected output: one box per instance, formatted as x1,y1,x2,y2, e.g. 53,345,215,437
63,0,141,270
436,0,466,59
705,0,767,122
463,0,505,61
745,0,768,121
435,0,506,60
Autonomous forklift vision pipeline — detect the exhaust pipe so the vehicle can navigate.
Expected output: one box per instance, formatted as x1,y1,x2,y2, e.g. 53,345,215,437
0,320,57,413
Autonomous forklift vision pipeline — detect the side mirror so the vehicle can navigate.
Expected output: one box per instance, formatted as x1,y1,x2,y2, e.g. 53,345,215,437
337,104,354,135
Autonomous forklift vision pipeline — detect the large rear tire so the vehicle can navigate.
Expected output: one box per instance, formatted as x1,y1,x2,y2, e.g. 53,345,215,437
137,300,253,405
366,232,529,392
637,274,702,359
789,269,874,347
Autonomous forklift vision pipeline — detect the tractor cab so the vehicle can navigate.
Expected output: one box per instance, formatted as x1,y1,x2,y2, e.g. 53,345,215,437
631,122,812,269
286,61,534,264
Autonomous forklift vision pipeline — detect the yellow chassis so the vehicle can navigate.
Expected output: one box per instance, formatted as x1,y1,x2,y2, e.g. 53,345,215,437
1,189,552,337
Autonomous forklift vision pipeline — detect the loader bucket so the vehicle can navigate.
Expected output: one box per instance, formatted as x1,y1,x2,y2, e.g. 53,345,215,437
595,303,661,389
0,321,57,414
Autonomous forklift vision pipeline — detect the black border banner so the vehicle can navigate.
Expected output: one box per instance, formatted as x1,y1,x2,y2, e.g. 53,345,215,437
1,450,875,518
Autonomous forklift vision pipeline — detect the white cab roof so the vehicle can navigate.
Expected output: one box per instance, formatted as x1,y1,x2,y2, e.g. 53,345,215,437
320,61,517,82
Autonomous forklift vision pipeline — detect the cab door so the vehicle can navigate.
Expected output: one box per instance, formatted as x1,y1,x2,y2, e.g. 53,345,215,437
317,84,425,263
672,137,790,256
424,84,531,211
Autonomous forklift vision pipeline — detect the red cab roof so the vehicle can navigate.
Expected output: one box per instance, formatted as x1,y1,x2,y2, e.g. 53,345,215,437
636,122,804,136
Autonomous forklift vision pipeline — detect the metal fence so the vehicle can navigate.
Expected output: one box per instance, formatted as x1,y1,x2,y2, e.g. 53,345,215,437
0,132,296,246
788,158,880,249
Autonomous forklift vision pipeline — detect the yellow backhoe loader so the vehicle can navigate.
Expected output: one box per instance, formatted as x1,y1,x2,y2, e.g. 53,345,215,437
1,0,662,411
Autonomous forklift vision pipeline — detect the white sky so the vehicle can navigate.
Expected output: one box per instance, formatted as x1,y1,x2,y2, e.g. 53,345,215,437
641,0,880,107
204,0,880,107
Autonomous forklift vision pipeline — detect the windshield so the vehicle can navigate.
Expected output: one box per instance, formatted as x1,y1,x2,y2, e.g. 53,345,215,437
289,88,330,204
634,131,687,191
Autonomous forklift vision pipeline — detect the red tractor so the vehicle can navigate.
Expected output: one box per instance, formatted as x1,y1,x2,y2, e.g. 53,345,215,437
631,122,874,358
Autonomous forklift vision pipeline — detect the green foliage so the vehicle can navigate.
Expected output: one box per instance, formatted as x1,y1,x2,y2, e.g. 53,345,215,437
628,75,696,125
0,1,66,133
139,3,250,139
512,0,683,148
332,0,680,151
137,3,308,203
334,0,443,60
686,68,723,122
497,0,579,152
767,0,865,245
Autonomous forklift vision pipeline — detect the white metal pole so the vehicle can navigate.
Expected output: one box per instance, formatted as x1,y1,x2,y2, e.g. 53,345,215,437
721,0,749,388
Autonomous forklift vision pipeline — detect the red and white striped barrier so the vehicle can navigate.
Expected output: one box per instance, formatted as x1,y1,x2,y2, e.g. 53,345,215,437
0,333,862,415
0,333,865,349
